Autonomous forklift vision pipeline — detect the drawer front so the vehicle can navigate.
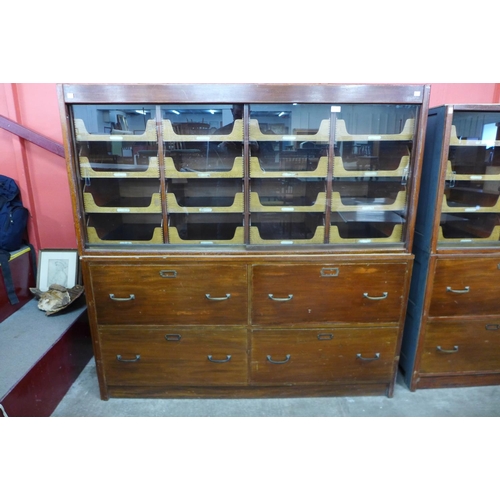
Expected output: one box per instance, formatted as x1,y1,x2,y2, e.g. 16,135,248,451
252,263,408,325
429,258,500,317
420,319,500,374
100,326,248,386
250,327,398,385
88,263,248,325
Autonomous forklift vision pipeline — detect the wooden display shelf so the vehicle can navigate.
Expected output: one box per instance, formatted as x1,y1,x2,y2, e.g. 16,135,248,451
83,191,162,213
250,156,328,178
445,161,500,181
449,125,500,147
166,192,244,213
79,156,160,178
249,192,327,212
165,156,243,178
437,225,500,242
335,118,414,142
249,119,330,142
74,119,157,142
334,155,410,178
168,226,245,245
163,119,243,142
441,194,500,213
331,190,407,212
87,225,163,245
329,224,403,244
249,226,325,245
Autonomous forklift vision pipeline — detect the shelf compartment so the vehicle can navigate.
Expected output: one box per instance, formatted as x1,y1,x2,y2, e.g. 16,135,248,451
165,156,243,178
163,119,243,142
331,190,406,212
441,191,500,213
250,192,326,213
334,153,410,178
250,156,328,178
335,118,414,142
438,225,500,243
249,119,330,142
86,214,163,245
84,191,162,214
438,214,500,243
79,156,160,178
167,192,244,213
330,224,403,244
445,161,500,181
250,213,325,245
449,125,500,147
168,213,244,245
74,118,157,142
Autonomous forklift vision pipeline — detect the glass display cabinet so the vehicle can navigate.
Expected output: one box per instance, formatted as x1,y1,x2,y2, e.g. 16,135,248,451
58,84,430,399
401,105,500,390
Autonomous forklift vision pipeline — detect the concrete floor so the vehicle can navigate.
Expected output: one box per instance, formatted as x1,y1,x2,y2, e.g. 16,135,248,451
51,357,500,417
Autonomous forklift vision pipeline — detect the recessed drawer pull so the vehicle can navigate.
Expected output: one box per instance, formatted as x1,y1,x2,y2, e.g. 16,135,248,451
485,324,500,330
268,294,293,301
266,354,291,364
363,292,388,300
446,286,470,294
317,333,334,340
116,354,141,362
356,353,380,362
207,355,231,363
205,293,231,301
159,270,177,278
436,345,459,354
165,334,182,341
109,294,135,301
320,267,339,277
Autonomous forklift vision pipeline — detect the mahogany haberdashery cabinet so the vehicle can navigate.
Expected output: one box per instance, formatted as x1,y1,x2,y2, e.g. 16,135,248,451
57,84,430,399
400,105,500,390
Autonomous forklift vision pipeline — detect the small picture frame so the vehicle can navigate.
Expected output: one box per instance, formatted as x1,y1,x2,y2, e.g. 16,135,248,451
37,249,79,292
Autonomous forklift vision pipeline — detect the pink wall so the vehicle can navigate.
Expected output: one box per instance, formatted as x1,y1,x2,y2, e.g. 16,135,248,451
1,83,499,256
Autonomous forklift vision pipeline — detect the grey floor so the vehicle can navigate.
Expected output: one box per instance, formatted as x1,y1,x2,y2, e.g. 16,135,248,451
51,357,500,417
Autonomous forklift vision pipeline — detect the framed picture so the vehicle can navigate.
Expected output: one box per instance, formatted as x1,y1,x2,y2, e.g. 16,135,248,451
37,249,79,292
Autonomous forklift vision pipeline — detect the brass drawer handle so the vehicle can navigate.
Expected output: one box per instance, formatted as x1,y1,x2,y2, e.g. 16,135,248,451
356,353,380,361
446,286,470,294
165,334,182,341
109,294,135,301
485,324,500,330
205,293,231,301
317,333,334,340
160,270,177,278
436,345,459,354
363,292,388,300
268,294,293,301
116,354,140,362
320,267,339,277
266,354,291,364
207,355,231,363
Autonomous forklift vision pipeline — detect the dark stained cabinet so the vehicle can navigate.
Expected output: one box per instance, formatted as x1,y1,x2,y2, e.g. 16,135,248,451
401,105,500,390
58,83,430,399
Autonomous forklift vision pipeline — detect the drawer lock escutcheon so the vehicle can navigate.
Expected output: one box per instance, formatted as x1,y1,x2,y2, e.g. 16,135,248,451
446,286,470,294
109,294,135,301
116,354,140,362
317,333,334,340
363,292,388,300
205,294,231,301
436,345,459,354
356,353,380,362
268,294,293,302
160,270,177,278
207,355,231,363
266,354,291,364
485,324,500,330
165,334,182,341
320,267,339,277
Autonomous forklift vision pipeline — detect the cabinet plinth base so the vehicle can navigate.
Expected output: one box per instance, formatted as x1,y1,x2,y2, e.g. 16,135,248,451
415,373,500,390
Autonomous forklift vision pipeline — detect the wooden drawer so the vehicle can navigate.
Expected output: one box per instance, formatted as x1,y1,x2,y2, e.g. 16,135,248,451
429,257,500,318
250,327,398,385
251,263,408,325
88,263,248,325
99,326,248,386
420,319,500,374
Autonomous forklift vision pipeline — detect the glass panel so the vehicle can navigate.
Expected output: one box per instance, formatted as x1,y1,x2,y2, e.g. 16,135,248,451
333,104,417,246
72,105,160,247
439,111,500,248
